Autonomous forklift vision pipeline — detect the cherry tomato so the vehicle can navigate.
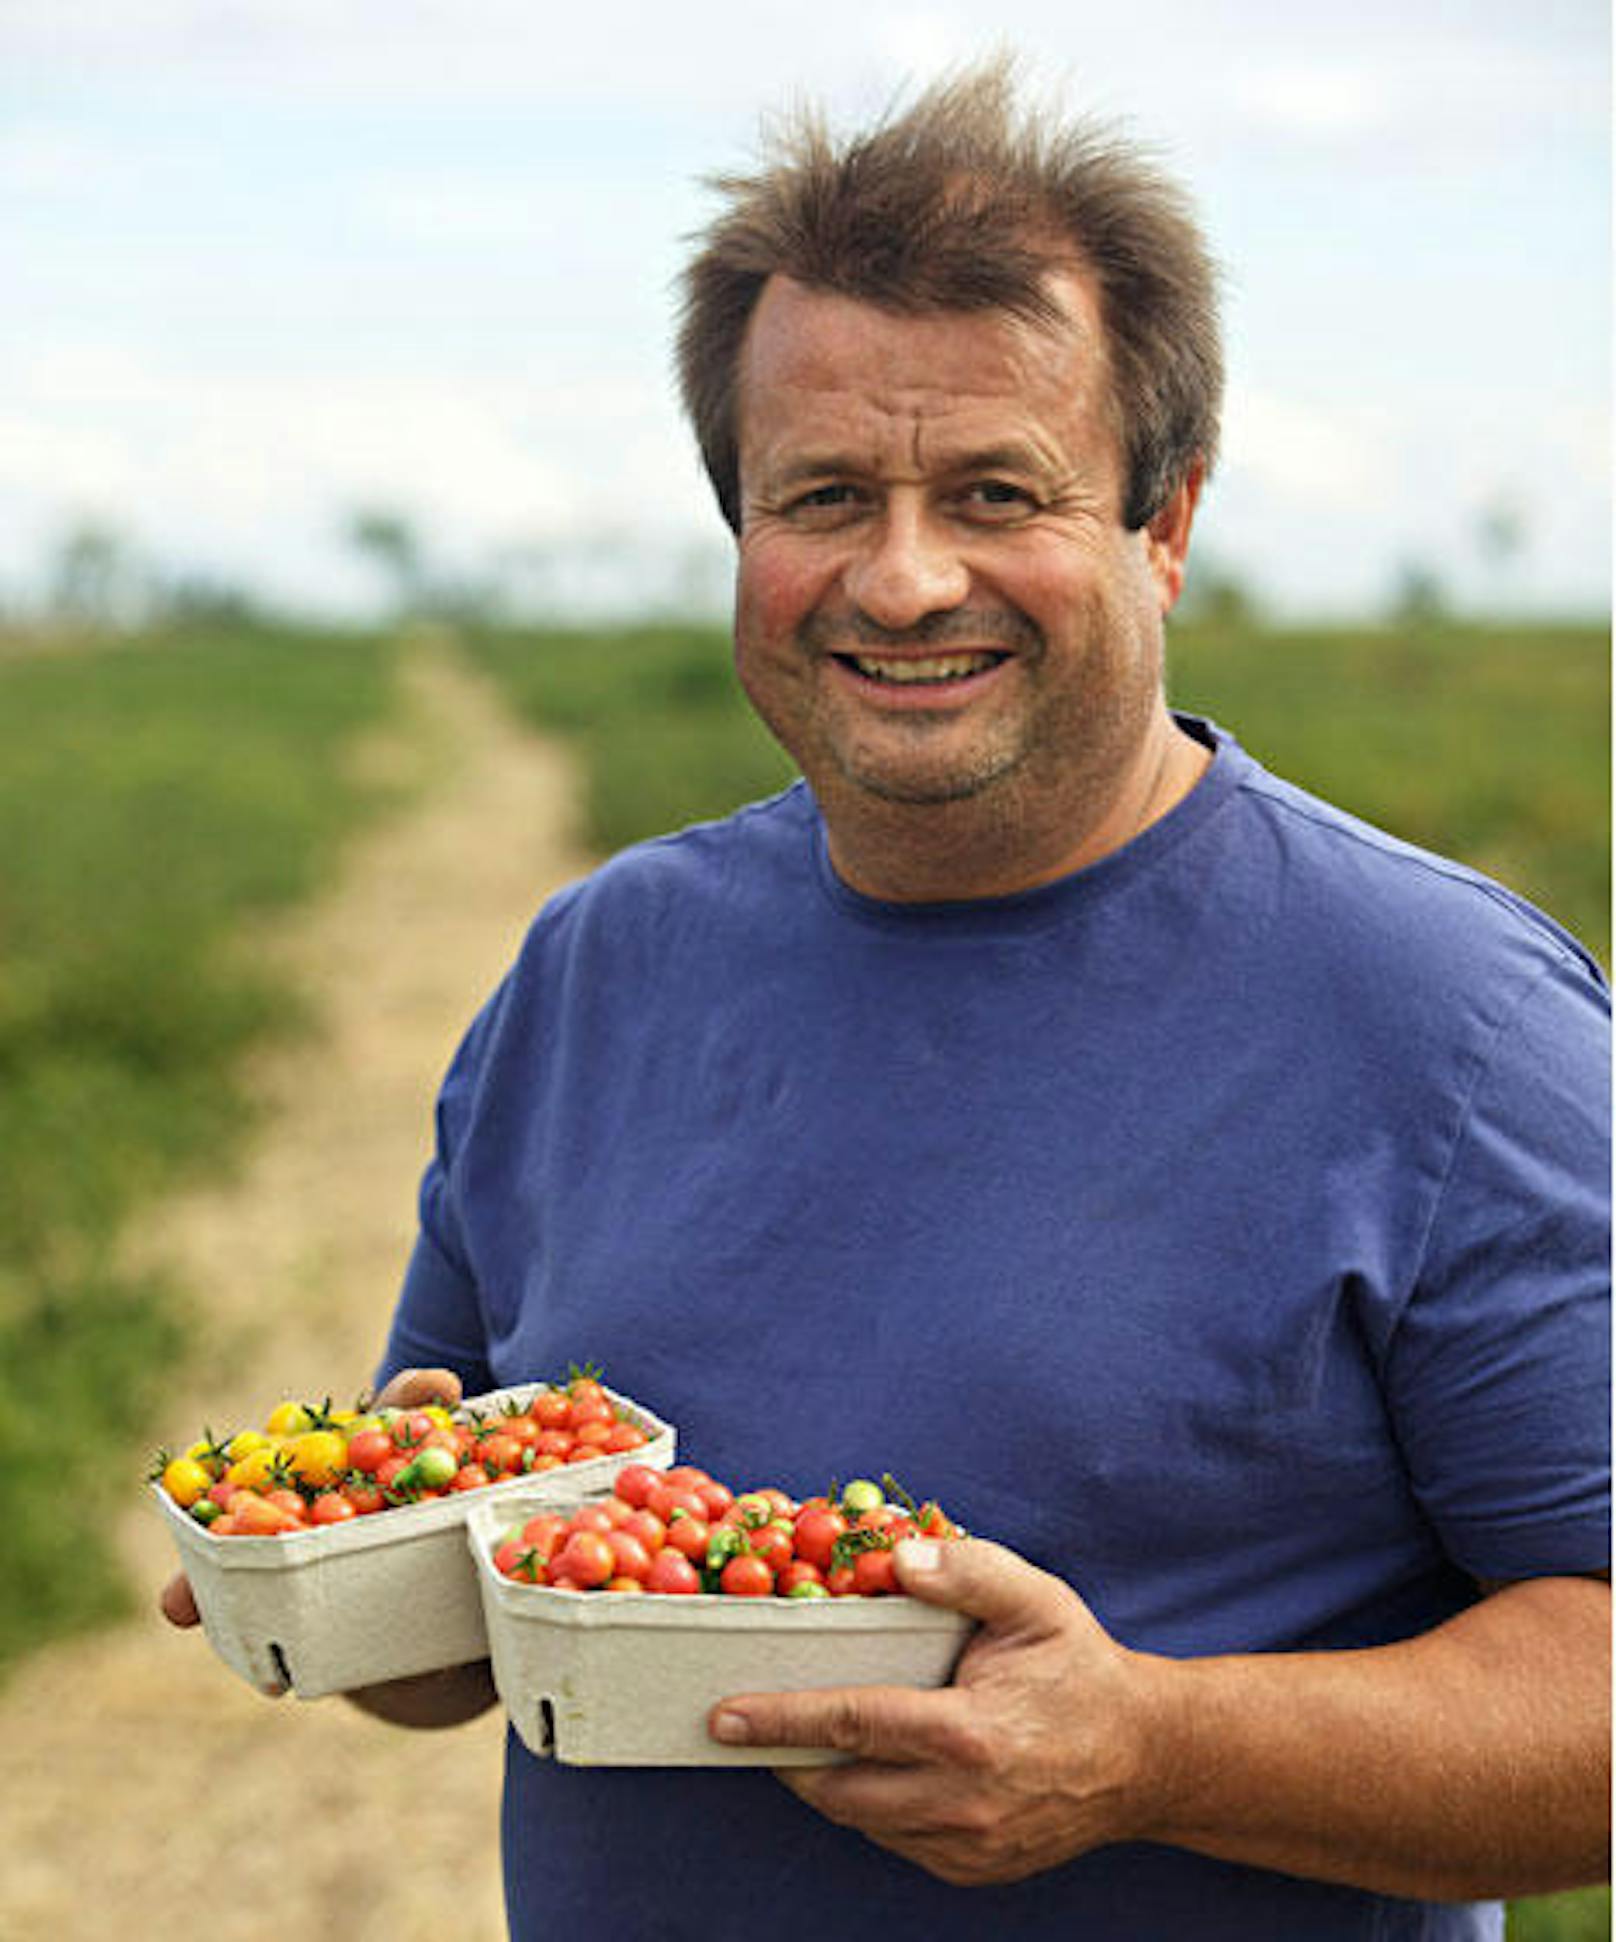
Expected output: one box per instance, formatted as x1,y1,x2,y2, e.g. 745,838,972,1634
605,1531,654,1581
648,1482,707,1525
719,1554,775,1597
792,1504,848,1572
232,1495,303,1537
530,1389,572,1431
644,1549,701,1595
556,1531,615,1589
495,1538,545,1582
777,1559,826,1596
663,1515,711,1563
613,1463,663,1509
746,1523,795,1575
695,1480,735,1521
161,1455,213,1508
851,1548,899,1597
389,1410,439,1451
345,1427,394,1475
520,1512,570,1560
568,1505,616,1535
479,1432,524,1476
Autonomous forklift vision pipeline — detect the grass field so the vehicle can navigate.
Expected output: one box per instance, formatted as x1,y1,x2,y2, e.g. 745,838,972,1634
0,622,402,1669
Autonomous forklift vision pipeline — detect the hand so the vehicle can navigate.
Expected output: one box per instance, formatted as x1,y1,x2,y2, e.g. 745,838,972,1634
156,1366,469,1705
708,1537,1166,1886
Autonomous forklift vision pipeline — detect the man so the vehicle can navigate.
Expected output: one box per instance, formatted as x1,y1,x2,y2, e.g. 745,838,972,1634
166,63,1610,1940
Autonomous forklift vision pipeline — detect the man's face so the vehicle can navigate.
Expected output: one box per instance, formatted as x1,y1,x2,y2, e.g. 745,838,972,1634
731,270,1198,897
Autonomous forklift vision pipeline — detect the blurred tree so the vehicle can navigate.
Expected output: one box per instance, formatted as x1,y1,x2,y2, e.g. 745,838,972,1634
1388,557,1450,627
152,572,264,630
346,508,427,619
50,519,142,629
1474,494,1529,616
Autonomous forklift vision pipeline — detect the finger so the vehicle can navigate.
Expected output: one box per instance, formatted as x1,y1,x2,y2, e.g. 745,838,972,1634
160,1572,201,1628
373,1366,463,1411
710,1681,964,1761
893,1536,1080,1639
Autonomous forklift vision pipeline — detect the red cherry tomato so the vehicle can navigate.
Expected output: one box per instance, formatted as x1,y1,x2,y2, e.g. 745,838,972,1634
719,1554,775,1597
555,1530,615,1589
851,1547,899,1597
645,1549,701,1595
613,1462,663,1509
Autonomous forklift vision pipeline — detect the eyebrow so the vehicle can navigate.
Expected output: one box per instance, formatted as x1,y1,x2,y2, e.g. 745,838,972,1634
764,440,1053,490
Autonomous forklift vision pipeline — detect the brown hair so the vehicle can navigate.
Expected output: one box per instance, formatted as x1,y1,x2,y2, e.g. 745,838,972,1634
677,59,1223,533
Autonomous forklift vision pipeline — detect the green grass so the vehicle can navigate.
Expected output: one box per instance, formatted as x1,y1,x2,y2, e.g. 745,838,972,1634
0,622,403,1670
1509,1886,1611,1941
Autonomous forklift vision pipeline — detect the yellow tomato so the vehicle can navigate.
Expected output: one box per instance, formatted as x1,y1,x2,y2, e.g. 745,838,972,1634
265,1400,314,1438
422,1405,455,1431
184,1436,229,1476
226,1446,280,1492
225,1428,271,1462
284,1429,346,1488
162,1455,214,1508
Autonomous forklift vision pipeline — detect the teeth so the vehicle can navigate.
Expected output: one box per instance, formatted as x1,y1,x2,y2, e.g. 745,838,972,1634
850,652,1000,684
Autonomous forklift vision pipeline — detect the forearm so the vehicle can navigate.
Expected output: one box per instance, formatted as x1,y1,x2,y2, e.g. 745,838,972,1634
1138,1575,1611,1901
345,1658,498,1729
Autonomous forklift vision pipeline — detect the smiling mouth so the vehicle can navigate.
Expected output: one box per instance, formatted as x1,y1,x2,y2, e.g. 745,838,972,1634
836,651,1008,685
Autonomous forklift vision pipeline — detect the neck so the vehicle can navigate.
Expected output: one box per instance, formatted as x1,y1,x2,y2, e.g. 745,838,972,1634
823,715,1211,904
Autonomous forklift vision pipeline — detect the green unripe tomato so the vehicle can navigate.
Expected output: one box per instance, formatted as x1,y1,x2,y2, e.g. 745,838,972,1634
839,1479,885,1516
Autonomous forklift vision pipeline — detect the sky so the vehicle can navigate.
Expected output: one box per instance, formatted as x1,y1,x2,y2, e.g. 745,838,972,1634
1,0,1608,624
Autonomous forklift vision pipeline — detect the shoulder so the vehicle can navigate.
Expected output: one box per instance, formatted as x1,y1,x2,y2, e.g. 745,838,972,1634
534,781,816,943
1204,725,1606,1003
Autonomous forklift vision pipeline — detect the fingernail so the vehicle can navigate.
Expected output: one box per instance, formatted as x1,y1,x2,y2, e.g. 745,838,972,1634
896,1538,942,1574
711,1710,752,1745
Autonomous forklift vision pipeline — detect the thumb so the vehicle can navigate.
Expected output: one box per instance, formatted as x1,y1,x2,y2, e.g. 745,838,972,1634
893,1535,1081,1640
373,1366,463,1411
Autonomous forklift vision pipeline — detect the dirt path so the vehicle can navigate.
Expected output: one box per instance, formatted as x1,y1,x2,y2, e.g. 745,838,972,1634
0,640,597,1940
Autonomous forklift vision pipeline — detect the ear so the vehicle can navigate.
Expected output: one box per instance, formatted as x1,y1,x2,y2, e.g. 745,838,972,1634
1143,458,1205,614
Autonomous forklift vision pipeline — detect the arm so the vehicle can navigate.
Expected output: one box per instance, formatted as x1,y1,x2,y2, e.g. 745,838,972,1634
710,1537,1610,1898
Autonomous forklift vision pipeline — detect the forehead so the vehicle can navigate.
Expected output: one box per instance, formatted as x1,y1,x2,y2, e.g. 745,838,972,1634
735,271,1115,470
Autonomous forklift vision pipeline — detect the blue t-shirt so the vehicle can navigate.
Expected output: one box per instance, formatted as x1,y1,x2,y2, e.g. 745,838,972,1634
381,720,1610,1941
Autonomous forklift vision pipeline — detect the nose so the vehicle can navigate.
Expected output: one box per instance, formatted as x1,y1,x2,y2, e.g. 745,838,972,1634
842,501,971,631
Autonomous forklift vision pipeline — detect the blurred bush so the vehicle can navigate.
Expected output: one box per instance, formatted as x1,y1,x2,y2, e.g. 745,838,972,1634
0,623,402,1668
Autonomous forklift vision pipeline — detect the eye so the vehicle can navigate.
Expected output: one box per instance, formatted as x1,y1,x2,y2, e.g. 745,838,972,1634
783,483,866,527
959,480,1038,522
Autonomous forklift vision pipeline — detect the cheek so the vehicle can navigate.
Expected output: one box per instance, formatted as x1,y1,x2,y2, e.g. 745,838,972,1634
735,538,831,653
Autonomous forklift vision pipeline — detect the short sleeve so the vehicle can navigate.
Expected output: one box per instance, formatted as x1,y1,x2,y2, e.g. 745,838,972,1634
1387,950,1611,1579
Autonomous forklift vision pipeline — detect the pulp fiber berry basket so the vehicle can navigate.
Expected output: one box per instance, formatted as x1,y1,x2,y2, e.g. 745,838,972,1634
154,1384,675,1700
466,1490,975,1767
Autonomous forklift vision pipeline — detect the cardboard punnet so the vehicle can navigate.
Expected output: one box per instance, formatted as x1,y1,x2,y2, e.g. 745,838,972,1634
155,1384,674,1699
467,1490,975,1766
